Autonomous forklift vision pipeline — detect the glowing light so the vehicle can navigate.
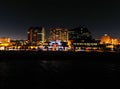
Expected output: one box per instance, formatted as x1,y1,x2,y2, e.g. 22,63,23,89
0,43,9,46
100,34,119,45
100,34,111,44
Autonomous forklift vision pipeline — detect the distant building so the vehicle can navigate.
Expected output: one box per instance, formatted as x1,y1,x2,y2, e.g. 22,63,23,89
48,28,68,42
0,37,10,44
100,34,111,44
27,27,45,43
100,34,119,51
0,37,10,49
100,34,119,45
68,26,92,41
68,26,100,51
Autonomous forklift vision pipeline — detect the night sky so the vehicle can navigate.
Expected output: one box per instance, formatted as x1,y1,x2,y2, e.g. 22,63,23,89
0,0,120,40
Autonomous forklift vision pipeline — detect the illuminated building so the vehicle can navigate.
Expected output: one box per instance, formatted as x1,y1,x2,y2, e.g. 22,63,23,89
0,37,10,46
73,41,100,51
48,28,68,42
0,37,10,43
100,34,119,45
47,40,68,51
100,34,111,44
27,27,45,43
0,37,11,50
100,34,119,51
68,26,100,51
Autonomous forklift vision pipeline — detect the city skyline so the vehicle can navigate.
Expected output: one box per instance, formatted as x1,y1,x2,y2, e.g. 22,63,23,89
0,24,120,40
0,1,120,39
0,25,120,41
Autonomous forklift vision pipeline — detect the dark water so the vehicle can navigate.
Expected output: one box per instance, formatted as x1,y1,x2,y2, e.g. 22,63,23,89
0,51,120,89
0,59,120,89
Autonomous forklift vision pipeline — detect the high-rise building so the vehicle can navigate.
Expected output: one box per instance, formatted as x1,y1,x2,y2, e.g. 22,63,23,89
27,27,45,43
68,26,92,41
68,26,99,51
48,28,68,42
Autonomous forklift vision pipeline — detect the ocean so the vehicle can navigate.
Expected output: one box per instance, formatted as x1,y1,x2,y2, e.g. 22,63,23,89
0,51,120,89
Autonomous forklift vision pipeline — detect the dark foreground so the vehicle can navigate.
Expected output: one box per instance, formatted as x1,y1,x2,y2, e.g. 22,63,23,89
0,51,120,89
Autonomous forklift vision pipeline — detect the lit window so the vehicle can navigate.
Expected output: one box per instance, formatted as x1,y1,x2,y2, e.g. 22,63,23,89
87,43,90,46
37,33,41,34
27,32,30,34
33,34,36,36
80,43,82,45
77,43,79,45
73,43,76,45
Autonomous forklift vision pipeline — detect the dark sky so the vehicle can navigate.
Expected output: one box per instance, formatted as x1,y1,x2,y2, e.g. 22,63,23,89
0,0,120,39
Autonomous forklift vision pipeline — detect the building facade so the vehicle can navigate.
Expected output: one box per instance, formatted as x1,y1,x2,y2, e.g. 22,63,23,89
68,26,92,41
0,37,10,43
27,27,45,43
0,37,11,50
68,26,100,51
48,28,68,42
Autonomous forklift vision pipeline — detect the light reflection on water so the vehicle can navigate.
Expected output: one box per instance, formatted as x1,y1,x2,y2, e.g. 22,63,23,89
40,60,72,72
